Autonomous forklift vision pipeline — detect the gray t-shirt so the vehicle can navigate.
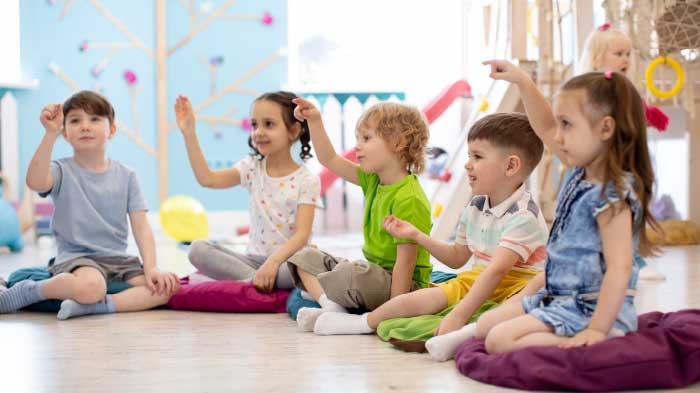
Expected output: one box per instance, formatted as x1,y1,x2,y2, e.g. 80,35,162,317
40,158,147,264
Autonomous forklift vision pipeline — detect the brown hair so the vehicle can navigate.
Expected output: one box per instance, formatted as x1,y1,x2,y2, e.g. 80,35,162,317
561,71,658,256
356,102,429,174
62,90,115,126
468,112,544,175
249,91,312,161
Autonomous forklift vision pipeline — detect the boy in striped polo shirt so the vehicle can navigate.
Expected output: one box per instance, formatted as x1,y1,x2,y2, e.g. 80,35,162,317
313,113,548,357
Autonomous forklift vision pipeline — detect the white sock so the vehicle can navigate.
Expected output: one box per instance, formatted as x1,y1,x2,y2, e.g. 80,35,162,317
296,307,326,332
425,322,477,362
300,290,314,301
314,312,374,335
318,294,347,313
297,295,347,332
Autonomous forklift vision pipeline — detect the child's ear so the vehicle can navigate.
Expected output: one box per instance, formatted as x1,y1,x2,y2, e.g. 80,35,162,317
108,122,117,139
505,154,522,177
288,122,301,141
599,116,616,141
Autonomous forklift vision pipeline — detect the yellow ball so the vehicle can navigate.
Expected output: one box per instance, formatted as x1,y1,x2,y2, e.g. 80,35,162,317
159,195,209,242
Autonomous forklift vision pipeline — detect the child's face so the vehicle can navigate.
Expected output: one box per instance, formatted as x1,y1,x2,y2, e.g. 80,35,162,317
62,108,115,153
598,37,632,74
552,90,610,169
355,123,398,174
250,100,296,158
464,139,511,197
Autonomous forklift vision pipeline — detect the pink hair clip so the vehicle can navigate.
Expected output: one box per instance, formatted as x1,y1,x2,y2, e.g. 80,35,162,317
604,70,613,79
598,22,612,31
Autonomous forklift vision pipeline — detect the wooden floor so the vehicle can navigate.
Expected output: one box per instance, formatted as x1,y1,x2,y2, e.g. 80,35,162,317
1,231,699,392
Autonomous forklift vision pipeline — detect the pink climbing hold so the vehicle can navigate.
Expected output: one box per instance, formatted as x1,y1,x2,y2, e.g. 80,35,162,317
261,11,274,26
241,118,253,132
123,70,138,86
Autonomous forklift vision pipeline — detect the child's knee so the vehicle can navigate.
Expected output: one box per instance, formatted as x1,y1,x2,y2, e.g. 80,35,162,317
74,278,107,304
474,316,491,340
187,240,210,268
484,324,510,354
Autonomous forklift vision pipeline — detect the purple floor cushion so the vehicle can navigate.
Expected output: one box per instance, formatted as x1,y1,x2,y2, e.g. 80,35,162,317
455,310,700,391
168,277,290,313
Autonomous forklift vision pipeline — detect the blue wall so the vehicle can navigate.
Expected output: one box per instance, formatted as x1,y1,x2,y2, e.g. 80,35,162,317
14,0,287,210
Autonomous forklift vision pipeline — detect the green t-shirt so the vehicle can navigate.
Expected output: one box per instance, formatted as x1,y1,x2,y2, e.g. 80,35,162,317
358,168,432,287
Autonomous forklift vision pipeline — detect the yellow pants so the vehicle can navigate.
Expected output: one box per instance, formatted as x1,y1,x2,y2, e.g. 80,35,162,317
436,264,540,307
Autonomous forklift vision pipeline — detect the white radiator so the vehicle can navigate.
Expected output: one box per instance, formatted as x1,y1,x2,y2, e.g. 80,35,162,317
0,91,19,201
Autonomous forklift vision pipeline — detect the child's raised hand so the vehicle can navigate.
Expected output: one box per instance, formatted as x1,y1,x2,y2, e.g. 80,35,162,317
383,215,419,240
482,60,528,84
558,328,606,348
292,97,321,123
174,95,196,136
39,103,63,133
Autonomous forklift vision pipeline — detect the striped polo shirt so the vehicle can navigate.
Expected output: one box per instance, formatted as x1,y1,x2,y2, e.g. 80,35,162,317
455,183,548,271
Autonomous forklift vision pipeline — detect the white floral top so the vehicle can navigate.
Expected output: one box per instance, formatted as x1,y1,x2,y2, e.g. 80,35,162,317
236,156,323,256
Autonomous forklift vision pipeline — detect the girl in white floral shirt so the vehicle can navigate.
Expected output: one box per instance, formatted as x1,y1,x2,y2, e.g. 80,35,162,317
175,91,323,292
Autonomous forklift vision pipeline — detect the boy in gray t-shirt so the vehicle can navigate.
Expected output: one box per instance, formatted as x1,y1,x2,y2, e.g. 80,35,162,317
0,90,179,319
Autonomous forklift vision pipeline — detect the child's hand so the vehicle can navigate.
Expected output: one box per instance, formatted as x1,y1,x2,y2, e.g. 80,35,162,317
292,97,321,123
482,60,529,84
383,215,419,240
40,103,63,133
145,269,181,296
558,328,606,348
435,311,466,336
174,95,196,136
252,260,278,293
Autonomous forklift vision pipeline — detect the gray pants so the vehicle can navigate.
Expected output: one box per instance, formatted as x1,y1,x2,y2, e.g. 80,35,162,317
188,240,294,289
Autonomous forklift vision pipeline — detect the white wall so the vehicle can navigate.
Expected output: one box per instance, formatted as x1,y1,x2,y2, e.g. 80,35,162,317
287,0,465,149
0,0,21,83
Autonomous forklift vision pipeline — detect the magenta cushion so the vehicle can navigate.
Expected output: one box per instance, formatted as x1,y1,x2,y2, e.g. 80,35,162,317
168,279,290,313
455,310,700,391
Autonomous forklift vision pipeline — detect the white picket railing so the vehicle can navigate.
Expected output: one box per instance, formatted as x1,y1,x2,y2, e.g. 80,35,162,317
1,91,19,201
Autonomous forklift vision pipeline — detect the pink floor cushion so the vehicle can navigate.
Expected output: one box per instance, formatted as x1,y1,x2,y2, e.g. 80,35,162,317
168,277,290,313
454,310,700,391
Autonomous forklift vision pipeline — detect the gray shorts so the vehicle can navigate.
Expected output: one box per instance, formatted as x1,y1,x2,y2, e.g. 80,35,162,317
287,246,419,311
48,255,145,283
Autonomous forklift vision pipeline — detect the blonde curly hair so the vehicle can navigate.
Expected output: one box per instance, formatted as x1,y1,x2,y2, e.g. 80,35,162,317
356,102,429,174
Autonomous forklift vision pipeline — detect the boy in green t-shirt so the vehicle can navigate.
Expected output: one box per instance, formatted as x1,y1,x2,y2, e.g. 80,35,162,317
289,97,432,332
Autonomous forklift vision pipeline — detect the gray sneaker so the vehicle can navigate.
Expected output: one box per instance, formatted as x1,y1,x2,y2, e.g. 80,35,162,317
0,277,7,293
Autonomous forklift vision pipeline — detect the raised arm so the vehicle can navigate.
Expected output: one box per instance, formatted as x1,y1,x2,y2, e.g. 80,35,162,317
483,60,566,162
293,97,360,185
26,104,62,193
175,95,241,188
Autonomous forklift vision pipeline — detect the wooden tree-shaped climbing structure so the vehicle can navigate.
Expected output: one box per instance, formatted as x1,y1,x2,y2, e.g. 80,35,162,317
49,0,283,203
